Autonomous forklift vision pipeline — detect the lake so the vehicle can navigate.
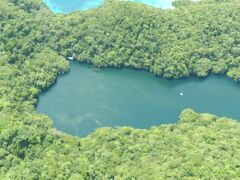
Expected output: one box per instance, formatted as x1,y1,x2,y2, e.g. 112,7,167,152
37,61,240,136
43,0,173,13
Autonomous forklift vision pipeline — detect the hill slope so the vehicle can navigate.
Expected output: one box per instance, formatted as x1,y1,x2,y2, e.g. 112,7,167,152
1,0,240,178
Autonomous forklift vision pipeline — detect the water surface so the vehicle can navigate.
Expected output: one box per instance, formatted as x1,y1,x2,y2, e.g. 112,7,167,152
44,0,173,13
37,61,240,136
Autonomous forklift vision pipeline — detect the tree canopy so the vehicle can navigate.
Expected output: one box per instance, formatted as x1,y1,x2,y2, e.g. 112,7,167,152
1,0,240,178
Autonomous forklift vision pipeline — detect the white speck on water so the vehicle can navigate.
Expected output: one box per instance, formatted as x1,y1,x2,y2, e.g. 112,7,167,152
67,57,74,60
180,93,183,96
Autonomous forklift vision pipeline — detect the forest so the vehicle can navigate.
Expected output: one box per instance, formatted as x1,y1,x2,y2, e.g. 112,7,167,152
1,0,240,178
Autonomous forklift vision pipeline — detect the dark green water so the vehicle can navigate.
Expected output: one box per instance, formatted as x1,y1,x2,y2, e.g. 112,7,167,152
37,61,240,136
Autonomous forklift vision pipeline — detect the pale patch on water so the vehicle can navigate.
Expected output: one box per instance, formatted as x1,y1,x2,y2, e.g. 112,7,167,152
94,120,101,126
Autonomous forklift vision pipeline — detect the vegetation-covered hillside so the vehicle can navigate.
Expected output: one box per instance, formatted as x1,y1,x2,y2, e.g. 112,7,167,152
1,0,240,178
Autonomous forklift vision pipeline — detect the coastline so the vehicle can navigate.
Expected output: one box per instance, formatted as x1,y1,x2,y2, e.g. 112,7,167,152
43,0,173,14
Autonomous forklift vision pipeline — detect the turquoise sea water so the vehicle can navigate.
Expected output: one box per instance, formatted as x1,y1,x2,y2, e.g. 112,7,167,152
37,61,240,136
44,0,173,13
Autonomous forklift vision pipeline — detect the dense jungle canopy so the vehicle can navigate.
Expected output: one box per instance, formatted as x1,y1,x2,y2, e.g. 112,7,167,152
1,0,240,179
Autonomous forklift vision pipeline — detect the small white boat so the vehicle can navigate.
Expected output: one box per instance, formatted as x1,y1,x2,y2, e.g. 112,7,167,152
180,93,183,96
67,56,74,60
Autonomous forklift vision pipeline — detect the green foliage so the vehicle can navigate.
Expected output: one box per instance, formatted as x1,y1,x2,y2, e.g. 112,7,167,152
193,58,212,77
172,0,196,7
227,67,240,82
1,0,240,178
